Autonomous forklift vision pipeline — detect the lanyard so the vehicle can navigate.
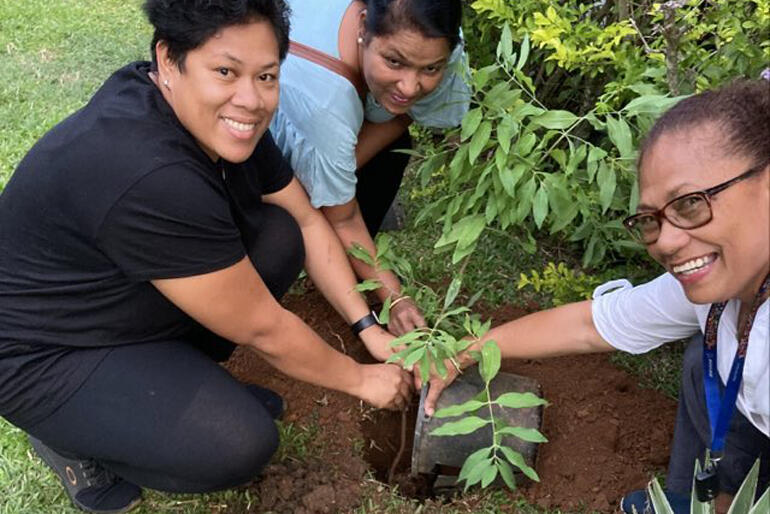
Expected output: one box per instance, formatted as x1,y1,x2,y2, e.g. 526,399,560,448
702,272,770,454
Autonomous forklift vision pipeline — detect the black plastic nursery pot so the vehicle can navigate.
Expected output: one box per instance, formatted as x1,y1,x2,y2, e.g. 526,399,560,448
411,368,544,492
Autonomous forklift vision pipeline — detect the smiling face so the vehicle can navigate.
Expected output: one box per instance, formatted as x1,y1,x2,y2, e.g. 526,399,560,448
639,123,770,305
156,19,280,163
360,28,451,115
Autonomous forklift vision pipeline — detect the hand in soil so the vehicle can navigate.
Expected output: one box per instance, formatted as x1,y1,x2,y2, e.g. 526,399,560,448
356,363,413,410
387,297,426,336
419,362,460,417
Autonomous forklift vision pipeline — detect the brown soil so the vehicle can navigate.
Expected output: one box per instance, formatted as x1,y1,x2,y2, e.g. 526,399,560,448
224,289,679,513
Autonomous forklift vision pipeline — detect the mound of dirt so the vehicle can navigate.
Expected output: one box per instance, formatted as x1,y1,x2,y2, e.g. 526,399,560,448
224,289,679,513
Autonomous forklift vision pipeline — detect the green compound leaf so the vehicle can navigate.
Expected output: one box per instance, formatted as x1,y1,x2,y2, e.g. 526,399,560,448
606,115,633,159
462,457,494,490
354,279,382,292
497,116,517,155
500,446,540,482
532,184,549,229
402,347,426,368
434,400,486,418
531,110,579,130
498,426,548,443
347,243,375,266
461,108,482,141
430,416,490,437
457,447,492,484
495,392,547,409
481,463,499,488
469,121,492,165
479,341,501,384
497,459,517,490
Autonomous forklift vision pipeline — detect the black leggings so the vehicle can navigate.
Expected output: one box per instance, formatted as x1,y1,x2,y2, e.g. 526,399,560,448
22,203,304,493
355,131,412,237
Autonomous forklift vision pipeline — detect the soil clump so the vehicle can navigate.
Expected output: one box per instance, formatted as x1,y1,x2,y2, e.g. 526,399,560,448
224,288,678,512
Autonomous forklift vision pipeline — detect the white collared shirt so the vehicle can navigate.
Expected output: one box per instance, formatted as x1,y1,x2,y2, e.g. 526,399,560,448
591,272,769,436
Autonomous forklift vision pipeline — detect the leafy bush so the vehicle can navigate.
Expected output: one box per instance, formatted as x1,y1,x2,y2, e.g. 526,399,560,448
414,26,683,269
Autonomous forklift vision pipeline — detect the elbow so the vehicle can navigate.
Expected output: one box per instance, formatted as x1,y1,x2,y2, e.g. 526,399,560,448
244,305,292,355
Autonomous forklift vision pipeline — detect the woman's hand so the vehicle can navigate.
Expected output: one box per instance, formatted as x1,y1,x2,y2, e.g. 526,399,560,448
355,363,413,410
358,324,397,361
387,296,426,336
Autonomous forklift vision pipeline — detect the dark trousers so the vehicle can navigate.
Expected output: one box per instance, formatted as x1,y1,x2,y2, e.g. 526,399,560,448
22,204,304,493
355,131,412,237
666,335,770,496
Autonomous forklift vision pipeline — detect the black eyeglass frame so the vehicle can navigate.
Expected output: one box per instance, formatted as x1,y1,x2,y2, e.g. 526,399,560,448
622,163,769,244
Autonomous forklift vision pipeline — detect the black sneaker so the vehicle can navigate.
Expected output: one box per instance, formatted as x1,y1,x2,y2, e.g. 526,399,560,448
28,436,142,513
244,384,287,420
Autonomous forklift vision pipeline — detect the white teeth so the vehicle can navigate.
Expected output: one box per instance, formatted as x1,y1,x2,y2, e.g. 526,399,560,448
672,255,715,275
223,117,256,132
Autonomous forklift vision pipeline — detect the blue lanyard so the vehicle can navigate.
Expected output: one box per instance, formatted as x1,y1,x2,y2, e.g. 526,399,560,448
702,273,770,454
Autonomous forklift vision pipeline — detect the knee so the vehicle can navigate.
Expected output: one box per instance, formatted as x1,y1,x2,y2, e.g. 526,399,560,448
246,204,304,299
194,415,280,491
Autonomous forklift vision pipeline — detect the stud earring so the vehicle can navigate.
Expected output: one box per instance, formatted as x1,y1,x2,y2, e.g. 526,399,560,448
163,79,170,89
357,36,364,45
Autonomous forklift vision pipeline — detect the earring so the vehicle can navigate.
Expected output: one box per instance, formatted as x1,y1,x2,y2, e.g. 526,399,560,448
357,36,363,45
163,79,170,90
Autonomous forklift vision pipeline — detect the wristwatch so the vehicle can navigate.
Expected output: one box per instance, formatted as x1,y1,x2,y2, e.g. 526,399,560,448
351,311,380,336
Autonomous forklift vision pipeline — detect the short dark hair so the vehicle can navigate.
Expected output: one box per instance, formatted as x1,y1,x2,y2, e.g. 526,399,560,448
143,0,291,71
364,0,462,50
639,80,770,170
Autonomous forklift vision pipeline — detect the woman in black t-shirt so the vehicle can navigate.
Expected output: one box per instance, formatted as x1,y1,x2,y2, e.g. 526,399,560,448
0,1,411,512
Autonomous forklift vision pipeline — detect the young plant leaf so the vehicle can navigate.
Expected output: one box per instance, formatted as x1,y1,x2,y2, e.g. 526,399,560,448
347,243,375,266
430,416,490,436
481,463,499,488
434,400,487,418
354,279,382,293
469,121,492,164
457,447,492,483
516,33,530,70
495,392,547,409
498,426,548,443
461,108,483,141
748,486,769,514
497,459,517,490
479,341,501,384
462,458,494,490
402,347,426,368
500,446,540,482
378,296,392,325
531,110,579,130
444,276,462,310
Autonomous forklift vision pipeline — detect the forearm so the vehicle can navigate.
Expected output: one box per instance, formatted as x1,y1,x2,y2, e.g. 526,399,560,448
355,116,411,168
300,210,371,324
326,204,402,302
461,300,613,366
249,308,364,396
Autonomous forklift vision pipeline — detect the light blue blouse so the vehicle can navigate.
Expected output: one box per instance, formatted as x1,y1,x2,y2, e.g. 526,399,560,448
271,0,471,208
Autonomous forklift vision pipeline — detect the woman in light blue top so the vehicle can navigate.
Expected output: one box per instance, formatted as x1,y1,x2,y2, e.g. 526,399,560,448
271,0,470,336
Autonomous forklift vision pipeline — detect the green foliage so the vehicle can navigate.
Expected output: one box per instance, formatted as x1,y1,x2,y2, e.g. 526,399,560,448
430,340,548,490
517,262,602,306
648,459,768,514
467,0,769,111
415,25,674,269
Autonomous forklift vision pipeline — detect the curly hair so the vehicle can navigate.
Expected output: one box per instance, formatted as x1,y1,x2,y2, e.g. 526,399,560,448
639,80,770,170
143,0,291,71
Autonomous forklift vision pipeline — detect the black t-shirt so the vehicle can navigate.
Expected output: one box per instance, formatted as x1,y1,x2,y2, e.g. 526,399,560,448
0,62,293,426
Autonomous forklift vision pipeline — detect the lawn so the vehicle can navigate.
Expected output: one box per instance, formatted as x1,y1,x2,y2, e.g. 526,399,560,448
0,1,683,512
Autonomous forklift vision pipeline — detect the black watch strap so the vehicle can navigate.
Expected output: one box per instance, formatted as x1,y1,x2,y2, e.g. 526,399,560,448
351,311,380,336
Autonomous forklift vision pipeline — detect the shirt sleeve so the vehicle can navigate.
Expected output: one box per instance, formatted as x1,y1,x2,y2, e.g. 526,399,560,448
96,163,245,280
591,273,701,354
271,95,359,208
252,131,294,195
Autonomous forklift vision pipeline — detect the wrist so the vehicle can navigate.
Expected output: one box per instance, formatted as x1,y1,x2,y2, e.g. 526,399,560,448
351,311,381,337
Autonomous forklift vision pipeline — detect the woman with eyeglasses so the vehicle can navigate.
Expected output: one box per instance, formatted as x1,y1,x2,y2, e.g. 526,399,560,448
422,80,769,513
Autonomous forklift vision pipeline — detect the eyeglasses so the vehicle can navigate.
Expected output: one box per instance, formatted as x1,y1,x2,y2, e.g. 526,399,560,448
623,163,768,244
